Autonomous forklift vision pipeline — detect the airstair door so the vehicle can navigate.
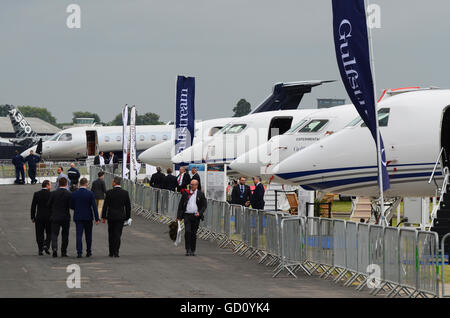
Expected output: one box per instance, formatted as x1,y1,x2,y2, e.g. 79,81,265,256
86,130,98,156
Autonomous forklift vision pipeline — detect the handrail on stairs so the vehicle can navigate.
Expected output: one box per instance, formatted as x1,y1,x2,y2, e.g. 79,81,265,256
429,147,450,224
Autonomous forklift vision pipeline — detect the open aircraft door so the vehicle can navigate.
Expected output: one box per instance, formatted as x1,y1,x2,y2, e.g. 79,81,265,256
86,130,99,156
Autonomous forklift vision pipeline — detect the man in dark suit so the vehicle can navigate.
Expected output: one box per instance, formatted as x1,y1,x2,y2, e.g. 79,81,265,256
24,150,41,184
94,151,105,167
90,171,107,218
70,178,100,258
177,179,207,256
150,167,165,189
250,176,265,210
231,176,251,207
30,180,52,255
48,177,72,257
190,167,202,191
163,168,178,191
176,166,191,192
102,176,131,258
108,151,119,173
12,150,25,184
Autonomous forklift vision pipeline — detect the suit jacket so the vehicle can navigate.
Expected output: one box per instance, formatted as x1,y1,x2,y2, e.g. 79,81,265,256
150,171,165,189
31,188,51,221
102,186,131,221
177,190,207,220
231,184,251,206
176,172,191,192
191,173,202,191
94,155,105,166
48,188,72,223
24,154,40,169
70,188,99,222
108,154,119,164
250,183,265,210
91,178,107,200
163,174,178,192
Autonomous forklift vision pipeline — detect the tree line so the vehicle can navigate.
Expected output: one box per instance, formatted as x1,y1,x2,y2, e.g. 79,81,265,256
0,99,252,128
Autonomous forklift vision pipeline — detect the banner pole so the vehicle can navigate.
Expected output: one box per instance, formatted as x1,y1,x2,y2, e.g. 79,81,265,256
366,0,386,226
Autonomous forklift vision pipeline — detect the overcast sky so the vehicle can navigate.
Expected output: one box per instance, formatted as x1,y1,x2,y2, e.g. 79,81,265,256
1,0,449,123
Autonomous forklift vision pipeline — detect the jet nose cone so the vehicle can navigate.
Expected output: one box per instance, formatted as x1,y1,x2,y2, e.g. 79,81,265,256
229,152,262,177
171,142,204,165
138,140,173,168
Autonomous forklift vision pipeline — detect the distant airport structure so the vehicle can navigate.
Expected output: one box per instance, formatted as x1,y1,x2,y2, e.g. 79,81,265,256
317,98,346,109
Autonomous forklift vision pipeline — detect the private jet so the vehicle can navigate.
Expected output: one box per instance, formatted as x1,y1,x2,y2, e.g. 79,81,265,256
171,80,334,171
271,88,450,198
229,104,359,180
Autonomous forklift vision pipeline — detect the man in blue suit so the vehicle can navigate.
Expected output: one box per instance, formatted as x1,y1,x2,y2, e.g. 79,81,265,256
250,176,265,210
12,150,25,184
70,178,100,258
24,150,41,184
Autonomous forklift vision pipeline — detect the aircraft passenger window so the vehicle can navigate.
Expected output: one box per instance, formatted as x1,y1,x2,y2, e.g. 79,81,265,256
105,136,110,142
299,120,328,133
139,135,145,141
224,124,247,134
361,108,390,127
285,120,307,134
162,135,168,140
151,135,156,141
209,126,222,136
58,133,72,141
116,136,121,142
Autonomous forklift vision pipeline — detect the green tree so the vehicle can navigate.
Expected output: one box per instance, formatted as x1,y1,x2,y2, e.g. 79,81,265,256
232,99,251,117
0,104,11,117
109,110,164,126
72,111,101,124
17,106,58,125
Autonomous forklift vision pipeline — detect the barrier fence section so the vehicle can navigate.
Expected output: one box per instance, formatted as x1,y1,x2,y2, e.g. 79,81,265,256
88,166,441,298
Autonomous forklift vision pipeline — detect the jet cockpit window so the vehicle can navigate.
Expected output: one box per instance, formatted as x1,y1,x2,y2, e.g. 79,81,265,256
224,124,247,134
58,133,72,141
361,108,390,127
298,120,328,133
49,133,61,141
217,123,232,134
346,116,363,127
285,120,308,134
209,126,223,136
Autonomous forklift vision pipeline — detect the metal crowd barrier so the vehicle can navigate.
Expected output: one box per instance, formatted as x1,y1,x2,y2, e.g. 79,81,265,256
88,166,441,298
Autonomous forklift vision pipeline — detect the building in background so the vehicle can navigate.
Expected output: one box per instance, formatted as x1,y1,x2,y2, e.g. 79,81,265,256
317,98,346,109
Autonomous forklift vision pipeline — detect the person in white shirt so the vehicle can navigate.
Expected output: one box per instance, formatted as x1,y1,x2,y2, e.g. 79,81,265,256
176,166,191,192
176,179,207,256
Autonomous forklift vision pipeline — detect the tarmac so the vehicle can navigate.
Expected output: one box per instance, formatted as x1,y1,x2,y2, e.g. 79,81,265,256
0,184,375,298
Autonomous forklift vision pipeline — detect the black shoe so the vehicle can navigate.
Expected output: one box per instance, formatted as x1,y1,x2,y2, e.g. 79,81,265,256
109,253,113,257
77,254,82,258
44,247,50,255
52,251,57,258
113,254,120,258
190,252,196,256
185,250,190,256
38,251,43,256
86,252,92,258
61,252,68,257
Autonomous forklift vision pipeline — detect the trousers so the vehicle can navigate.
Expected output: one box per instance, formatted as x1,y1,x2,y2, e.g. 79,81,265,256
107,220,124,256
51,220,70,253
75,220,93,254
35,219,51,251
183,213,200,253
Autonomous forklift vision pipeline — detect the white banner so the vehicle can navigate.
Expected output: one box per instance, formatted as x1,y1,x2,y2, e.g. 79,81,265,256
122,104,129,179
130,106,137,182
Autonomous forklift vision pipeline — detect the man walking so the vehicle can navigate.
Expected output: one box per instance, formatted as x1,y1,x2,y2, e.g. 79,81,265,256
250,176,265,210
24,150,41,184
70,178,100,258
177,179,207,256
55,167,70,190
67,163,80,190
176,166,191,192
231,176,251,207
163,168,178,191
150,167,165,189
12,150,25,184
48,178,72,257
30,180,52,255
190,167,202,191
102,176,131,258
90,171,107,218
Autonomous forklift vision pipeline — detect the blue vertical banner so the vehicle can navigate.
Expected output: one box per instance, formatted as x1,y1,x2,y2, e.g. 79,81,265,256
175,76,196,157
332,0,390,191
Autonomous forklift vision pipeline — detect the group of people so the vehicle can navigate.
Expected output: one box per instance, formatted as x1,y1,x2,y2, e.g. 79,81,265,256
94,151,119,172
12,149,41,184
30,171,131,258
148,166,201,192
230,176,265,210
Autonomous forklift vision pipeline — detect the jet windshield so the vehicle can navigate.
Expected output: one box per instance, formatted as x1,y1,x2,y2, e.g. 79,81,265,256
346,108,390,128
285,119,308,134
298,120,328,133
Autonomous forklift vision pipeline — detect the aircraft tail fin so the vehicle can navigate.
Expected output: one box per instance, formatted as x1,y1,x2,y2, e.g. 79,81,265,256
251,80,336,114
7,105,38,139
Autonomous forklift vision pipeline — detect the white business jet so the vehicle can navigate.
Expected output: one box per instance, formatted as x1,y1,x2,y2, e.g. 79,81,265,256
271,88,450,198
22,124,173,161
229,104,359,179
171,81,334,172
138,117,233,169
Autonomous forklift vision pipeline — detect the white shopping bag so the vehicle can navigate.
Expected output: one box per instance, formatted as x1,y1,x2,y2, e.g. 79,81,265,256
123,218,132,227
174,220,182,247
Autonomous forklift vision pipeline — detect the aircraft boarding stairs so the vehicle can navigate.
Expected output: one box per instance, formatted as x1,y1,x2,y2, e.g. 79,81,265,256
430,166,450,255
350,196,401,225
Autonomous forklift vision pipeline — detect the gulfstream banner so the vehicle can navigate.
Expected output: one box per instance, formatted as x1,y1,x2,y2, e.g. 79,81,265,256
175,75,195,156
332,0,390,191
